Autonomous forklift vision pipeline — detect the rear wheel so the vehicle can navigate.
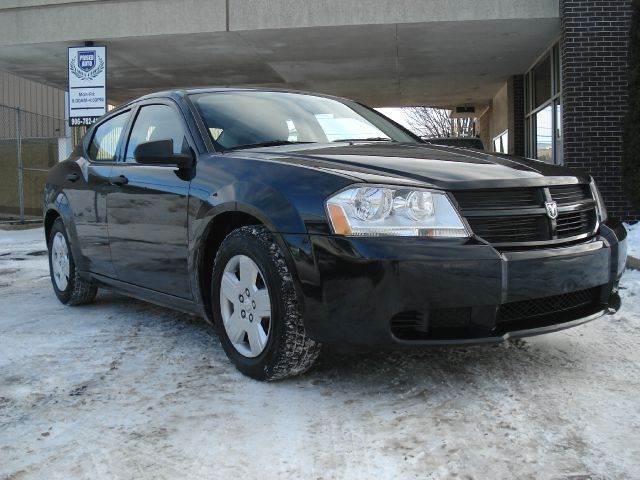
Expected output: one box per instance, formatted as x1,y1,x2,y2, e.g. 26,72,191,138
212,226,321,380
48,218,98,305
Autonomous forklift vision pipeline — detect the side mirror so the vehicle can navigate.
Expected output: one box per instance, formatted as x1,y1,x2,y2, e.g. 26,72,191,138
134,139,194,169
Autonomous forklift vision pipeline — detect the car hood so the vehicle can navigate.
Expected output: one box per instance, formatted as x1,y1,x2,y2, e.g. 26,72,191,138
241,142,589,190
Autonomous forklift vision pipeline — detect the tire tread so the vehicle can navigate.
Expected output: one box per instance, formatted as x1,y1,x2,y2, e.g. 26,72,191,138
50,218,98,306
214,226,321,380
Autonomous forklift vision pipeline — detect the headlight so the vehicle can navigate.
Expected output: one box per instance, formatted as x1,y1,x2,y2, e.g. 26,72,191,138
589,178,608,223
326,185,469,237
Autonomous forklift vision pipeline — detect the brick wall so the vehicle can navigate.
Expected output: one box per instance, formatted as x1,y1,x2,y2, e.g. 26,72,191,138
561,0,639,221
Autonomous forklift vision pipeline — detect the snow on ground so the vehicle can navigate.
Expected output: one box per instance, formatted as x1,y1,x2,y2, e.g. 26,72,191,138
1,227,639,480
625,222,640,259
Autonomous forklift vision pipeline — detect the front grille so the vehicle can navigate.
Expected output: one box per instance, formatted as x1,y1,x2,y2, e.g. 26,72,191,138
497,287,601,323
453,184,596,247
454,188,541,210
556,208,597,239
548,184,591,205
466,215,548,243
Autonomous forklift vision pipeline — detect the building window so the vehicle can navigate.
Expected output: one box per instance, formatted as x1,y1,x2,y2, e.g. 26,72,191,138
525,42,562,164
493,130,509,154
533,54,552,109
536,106,553,162
554,101,563,164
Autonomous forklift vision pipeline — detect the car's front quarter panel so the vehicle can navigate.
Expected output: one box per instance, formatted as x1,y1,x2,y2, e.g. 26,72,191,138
186,153,355,305
188,154,353,233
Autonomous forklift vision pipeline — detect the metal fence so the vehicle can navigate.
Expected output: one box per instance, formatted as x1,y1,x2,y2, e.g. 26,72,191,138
0,104,67,222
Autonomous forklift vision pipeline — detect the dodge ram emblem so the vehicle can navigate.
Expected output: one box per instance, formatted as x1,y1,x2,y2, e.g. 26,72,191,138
545,201,558,220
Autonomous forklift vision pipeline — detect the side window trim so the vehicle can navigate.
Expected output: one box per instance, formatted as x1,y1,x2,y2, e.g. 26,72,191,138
116,104,139,163
184,94,215,154
84,109,132,164
121,99,195,164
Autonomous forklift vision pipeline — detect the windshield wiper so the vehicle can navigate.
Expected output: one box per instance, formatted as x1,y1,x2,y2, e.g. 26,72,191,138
332,137,395,143
225,140,314,151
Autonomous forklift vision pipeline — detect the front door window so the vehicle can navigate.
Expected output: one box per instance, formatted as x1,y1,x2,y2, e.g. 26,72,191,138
88,111,130,162
125,104,188,162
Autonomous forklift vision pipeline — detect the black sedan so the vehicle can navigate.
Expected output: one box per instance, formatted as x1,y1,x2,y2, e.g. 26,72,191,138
44,88,627,380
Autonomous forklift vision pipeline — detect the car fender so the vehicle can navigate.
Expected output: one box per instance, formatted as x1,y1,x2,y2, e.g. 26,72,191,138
190,178,308,239
188,178,310,312
43,188,87,270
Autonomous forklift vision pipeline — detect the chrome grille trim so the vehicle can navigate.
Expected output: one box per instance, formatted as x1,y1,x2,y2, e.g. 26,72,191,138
453,184,598,248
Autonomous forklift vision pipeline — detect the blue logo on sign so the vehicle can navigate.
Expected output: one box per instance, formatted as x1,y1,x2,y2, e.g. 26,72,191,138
77,50,96,72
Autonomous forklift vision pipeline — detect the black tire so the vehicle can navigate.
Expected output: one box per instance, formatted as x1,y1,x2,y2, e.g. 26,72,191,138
48,218,98,306
211,226,321,380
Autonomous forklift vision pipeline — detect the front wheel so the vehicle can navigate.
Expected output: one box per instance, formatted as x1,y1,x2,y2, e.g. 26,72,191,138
211,226,321,380
48,218,98,305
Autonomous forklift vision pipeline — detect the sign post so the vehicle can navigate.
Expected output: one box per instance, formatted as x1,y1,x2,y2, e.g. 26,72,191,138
68,45,107,126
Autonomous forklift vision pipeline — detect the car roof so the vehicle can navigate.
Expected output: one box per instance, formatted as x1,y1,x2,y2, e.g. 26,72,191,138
112,86,353,113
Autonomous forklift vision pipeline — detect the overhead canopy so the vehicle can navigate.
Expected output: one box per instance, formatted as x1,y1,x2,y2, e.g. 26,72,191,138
0,0,560,107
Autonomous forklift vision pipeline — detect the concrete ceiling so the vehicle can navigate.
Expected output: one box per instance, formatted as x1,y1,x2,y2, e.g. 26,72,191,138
0,17,560,107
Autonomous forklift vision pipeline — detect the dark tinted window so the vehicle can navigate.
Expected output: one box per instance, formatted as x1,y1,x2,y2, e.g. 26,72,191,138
533,54,552,109
125,104,188,162
88,111,130,161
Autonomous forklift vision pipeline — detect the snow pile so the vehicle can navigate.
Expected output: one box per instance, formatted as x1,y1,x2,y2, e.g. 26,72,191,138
625,222,640,259
0,227,45,246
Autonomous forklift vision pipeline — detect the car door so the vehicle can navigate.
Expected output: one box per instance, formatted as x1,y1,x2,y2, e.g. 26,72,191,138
106,101,193,299
64,110,131,277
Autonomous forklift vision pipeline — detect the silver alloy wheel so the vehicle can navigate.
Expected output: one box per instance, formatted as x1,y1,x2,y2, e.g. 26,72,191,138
219,254,272,358
51,231,70,291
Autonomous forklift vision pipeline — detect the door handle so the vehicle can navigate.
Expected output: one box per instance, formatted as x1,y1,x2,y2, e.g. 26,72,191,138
66,172,79,182
108,175,129,186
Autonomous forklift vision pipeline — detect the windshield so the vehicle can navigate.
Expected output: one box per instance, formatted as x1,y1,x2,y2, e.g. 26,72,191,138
190,91,419,151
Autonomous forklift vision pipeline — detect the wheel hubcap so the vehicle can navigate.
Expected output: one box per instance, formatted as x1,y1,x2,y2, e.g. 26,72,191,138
51,232,70,291
219,255,272,358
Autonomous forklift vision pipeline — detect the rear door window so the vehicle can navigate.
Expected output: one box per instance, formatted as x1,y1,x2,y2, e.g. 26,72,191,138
88,111,130,162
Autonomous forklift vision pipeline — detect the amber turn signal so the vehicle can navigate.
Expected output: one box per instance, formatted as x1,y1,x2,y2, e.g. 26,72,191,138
327,203,352,235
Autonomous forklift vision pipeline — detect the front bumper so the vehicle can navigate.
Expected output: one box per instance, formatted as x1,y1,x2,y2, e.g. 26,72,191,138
282,219,626,346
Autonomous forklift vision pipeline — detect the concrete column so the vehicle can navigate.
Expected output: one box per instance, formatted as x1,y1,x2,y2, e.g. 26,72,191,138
508,75,525,157
478,110,491,153
58,91,73,161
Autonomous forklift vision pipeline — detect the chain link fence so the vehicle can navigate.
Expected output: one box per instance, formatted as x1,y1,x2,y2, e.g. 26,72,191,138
0,104,67,223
